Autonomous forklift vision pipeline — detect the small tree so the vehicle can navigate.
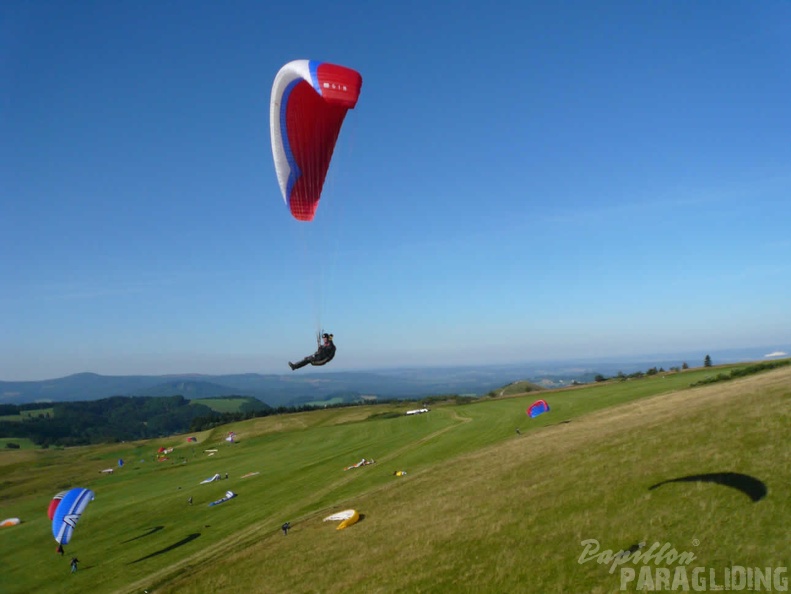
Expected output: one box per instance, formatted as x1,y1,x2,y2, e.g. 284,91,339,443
704,355,712,367
682,362,689,370
594,374,606,382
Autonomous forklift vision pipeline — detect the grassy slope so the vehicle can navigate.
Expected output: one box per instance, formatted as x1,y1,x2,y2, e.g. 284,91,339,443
1,365,789,593
0,407,55,422
189,398,260,414
0,438,37,450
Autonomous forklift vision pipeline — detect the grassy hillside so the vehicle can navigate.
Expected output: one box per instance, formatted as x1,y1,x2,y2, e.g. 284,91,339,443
189,397,269,414
1,364,788,593
0,407,55,422
494,380,544,397
0,437,37,449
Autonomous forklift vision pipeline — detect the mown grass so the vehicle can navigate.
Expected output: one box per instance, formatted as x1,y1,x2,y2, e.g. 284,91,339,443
0,364,788,594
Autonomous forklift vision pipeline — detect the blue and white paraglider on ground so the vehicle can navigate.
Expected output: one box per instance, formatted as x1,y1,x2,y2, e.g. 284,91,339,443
209,491,237,507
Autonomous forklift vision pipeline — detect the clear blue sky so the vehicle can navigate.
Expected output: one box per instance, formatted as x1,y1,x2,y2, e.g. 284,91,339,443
2,1,790,380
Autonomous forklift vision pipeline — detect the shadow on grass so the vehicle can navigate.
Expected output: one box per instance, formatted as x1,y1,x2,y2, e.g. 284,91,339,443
121,525,164,544
129,533,201,564
649,472,767,502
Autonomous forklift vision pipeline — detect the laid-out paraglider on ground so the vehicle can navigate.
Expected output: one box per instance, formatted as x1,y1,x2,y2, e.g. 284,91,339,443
344,458,375,471
323,509,360,530
405,408,429,415
208,491,237,507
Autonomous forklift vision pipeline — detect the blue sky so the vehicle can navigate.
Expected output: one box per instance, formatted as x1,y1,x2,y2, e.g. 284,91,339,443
2,1,790,380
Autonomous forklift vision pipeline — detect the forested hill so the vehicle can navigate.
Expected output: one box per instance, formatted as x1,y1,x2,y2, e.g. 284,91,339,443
0,368,532,407
0,395,270,447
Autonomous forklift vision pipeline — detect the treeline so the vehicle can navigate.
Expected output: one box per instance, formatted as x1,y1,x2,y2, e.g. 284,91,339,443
689,359,790,387
188,393,473,432
188,404,326,432
1,391,480,447
590,358,789,385
594,363,689,382
189,397,395,432
0,395,215,447
0,395,405,445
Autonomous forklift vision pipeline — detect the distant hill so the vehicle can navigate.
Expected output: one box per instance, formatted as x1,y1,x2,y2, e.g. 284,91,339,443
138,380,250,399
2,345,787,407
0,394,275,446
0,368,532,407
496,380,545,397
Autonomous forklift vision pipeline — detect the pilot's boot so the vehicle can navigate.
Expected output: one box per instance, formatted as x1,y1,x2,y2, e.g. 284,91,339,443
289,358,311,370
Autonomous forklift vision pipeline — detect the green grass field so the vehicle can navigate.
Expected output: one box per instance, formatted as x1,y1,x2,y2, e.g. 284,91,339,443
1,364,789,593
299,396,347,407
0,437,37,450
189,398,260,414
0,407,55,422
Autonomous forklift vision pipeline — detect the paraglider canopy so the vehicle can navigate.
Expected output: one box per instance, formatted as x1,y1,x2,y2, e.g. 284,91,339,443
323,509,360,530
270,59,363,222
526,399,550,418
47,491,67,521
52,488,94,545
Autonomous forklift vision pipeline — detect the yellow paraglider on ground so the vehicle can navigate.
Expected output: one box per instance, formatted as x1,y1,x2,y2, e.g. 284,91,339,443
323,509,360,530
